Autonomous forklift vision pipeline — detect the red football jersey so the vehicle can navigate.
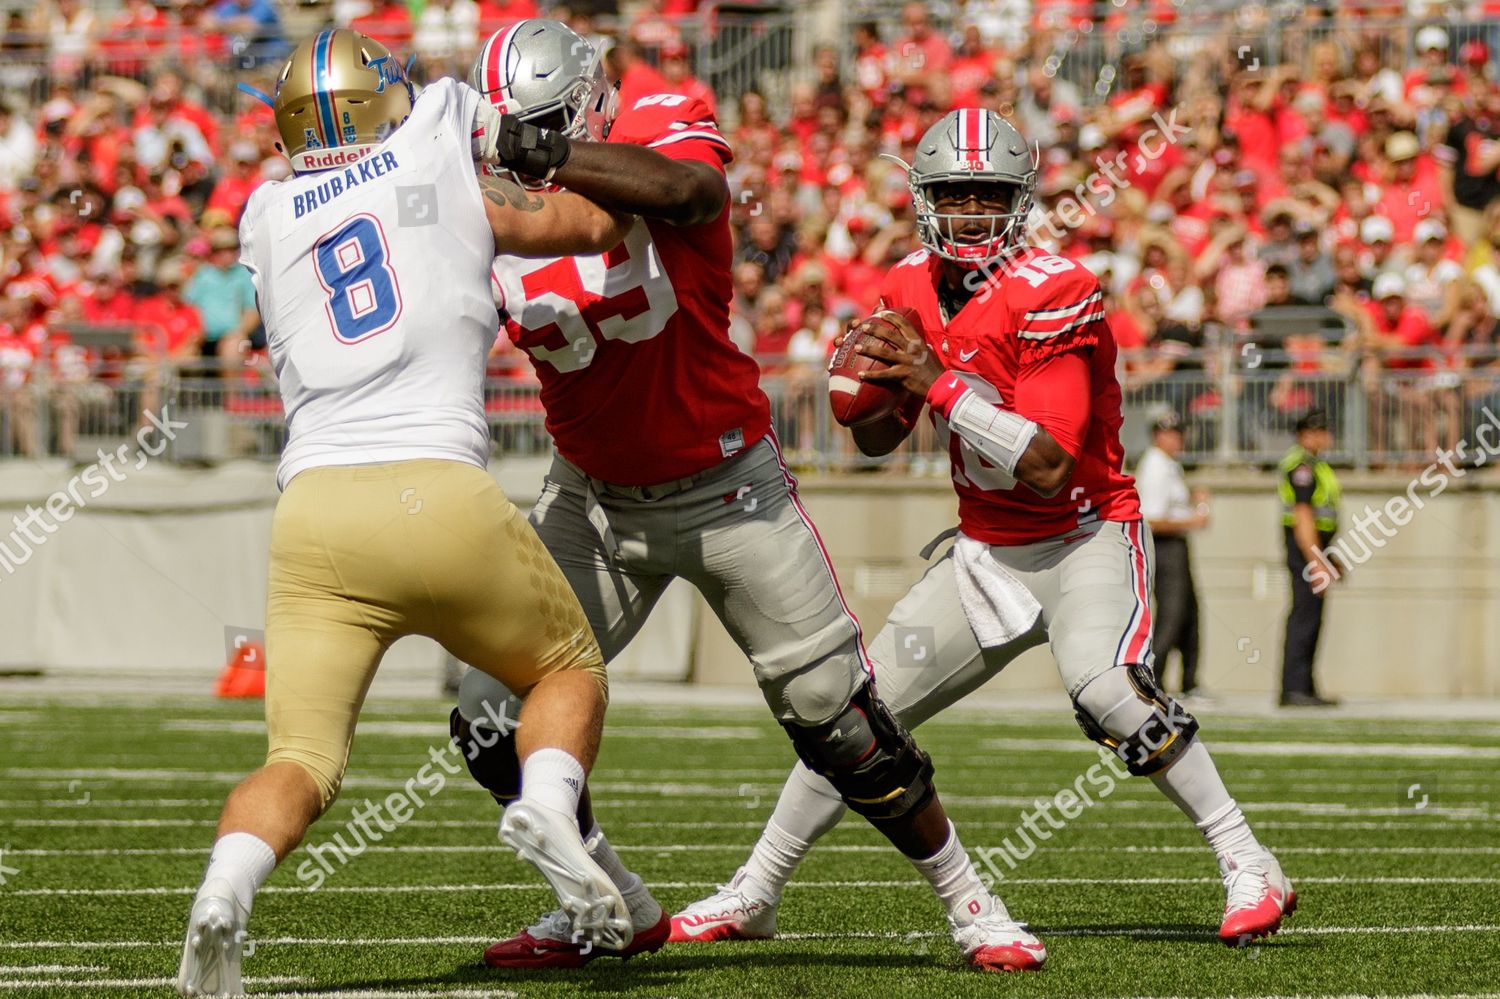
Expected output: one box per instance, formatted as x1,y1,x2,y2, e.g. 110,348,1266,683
879,248,1141,545
491,94,770,485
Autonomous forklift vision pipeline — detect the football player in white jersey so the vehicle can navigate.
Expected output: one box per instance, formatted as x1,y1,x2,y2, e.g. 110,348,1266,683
175,29,638,998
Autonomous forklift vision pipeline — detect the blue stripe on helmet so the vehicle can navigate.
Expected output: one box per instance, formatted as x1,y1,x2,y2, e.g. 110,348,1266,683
313,30,340,148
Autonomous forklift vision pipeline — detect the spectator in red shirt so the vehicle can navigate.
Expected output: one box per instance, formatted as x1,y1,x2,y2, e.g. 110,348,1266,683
352,0,414,48
0,294,41,458
948,25,997,110
608,38,672,113
100,0,167,72
1365,272,1438,369
133,256,204,359
851,21,888,107
1362,271,1443,455
475,0,537,36
658,40,716,117
824,215,897,317
1404,26,1468,105
627,0,682,59
1374,131,1445,243
205,141,263,223
889,1,950,105
732,90,779,159
751,285,794,367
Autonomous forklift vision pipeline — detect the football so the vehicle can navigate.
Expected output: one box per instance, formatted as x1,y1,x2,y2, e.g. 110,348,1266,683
827,307,922,427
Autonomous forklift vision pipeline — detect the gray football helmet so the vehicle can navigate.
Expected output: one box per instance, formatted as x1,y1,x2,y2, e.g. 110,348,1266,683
894,109,1037,269
469,19,615,141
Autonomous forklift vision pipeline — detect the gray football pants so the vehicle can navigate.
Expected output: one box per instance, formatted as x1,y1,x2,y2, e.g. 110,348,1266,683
460,435,870,728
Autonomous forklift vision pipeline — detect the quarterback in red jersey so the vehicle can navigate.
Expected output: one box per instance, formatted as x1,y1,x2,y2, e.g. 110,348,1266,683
457,22,1030,974
674,110,1295,954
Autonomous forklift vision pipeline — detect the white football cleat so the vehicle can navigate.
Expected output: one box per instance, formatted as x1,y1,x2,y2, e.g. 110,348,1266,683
668,869,778,942
175,877,249,998
949,900,1046,972
1219,851,1297,946
499,801,633,952
483,886,670,968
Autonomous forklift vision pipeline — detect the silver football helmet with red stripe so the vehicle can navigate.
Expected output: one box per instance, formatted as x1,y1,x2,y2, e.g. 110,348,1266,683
899,109,1037,269
469,19,615,142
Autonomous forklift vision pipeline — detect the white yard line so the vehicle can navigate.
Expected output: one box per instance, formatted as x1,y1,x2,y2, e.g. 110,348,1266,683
10,817,1490,832
982,738,1500,759
257,992,517,999
0,976,307,990
0,965,107,974
8,876,1500,897
160,719,763,740
0,794,1486,819
4,926,1500,951
12,843,1500,859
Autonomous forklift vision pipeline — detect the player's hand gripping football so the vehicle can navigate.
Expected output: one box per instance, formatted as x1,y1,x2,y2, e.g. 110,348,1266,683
852,310,946,397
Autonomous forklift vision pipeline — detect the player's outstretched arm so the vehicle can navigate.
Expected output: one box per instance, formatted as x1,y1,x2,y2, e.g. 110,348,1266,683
479,174,633,257
487,116,727,227
547,142,728,227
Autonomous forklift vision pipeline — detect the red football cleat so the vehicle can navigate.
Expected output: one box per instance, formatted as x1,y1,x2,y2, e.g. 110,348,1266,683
484,909,670,969
950,907,1047,973
668,873,778,943
1219,853,1297,946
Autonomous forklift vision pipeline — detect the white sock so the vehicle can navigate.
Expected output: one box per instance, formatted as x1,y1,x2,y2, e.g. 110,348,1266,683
201,831,277,914
768,763,848,843
519,748,585,817
1198,801,1264,869
585,823,647,899
909,821,1006,925
740,819,811,903
1150,742,1234,824
1149,743,1262,864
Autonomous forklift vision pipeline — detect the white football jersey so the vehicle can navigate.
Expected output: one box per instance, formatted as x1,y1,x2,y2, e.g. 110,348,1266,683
239,78,499,489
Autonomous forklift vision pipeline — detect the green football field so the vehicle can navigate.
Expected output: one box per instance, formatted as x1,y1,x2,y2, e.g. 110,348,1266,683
2,693,1498,998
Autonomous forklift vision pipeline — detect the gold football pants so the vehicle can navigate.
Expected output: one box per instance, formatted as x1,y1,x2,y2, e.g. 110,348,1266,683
265,458,604,806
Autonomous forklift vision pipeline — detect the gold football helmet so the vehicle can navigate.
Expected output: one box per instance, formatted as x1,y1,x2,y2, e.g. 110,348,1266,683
273,29,413,174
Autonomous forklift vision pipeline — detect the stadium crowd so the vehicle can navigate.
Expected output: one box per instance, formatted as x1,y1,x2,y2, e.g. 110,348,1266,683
3,0,1500,462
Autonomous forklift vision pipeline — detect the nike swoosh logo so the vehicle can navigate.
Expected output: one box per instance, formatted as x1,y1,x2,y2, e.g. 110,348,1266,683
1062,532,1089,544
959,348,979,361
676,919,734,938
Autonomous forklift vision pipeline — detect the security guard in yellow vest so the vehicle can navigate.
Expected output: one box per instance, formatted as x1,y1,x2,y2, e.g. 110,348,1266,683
1278,411,1342,707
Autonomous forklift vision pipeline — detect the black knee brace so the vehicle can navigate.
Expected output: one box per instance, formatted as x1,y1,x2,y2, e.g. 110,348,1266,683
1073,664,1199,777
448,707,521,806
782,682,936,820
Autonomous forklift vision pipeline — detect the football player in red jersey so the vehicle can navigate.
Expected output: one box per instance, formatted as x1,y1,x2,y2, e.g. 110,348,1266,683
455,23,1042,973
675,110,1295,952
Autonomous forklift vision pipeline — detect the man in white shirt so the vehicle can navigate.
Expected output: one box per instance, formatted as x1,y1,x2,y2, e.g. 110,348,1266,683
1135,412,1209,695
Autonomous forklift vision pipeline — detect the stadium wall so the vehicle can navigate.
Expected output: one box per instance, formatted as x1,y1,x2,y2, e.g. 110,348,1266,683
2,462,1496,699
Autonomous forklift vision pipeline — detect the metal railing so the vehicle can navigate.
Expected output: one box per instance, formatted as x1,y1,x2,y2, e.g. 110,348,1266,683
4,345,1497,472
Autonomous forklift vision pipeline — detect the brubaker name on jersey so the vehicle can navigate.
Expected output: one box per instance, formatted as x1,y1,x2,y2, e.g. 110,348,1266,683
880,247,1141,545
291,151,402,219
490,93,769,487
